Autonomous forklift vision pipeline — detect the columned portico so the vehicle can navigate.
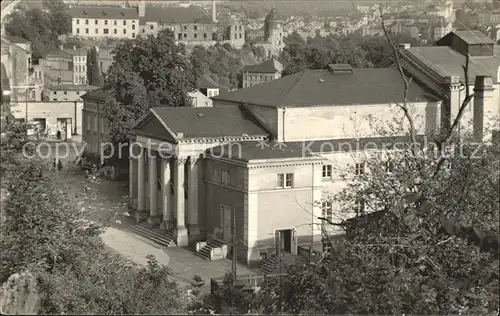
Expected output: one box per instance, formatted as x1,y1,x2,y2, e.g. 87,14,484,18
187,156,200,238
129,157,137,203
174,157,188,246
160,158,172,231
147,154,161,226
137,147,145,212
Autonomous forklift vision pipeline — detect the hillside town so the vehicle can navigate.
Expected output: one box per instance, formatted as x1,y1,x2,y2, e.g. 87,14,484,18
1,0,499,314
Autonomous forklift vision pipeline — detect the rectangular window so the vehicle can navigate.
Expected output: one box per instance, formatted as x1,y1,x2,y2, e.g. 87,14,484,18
277,173,293,188
123,20,126,26
194,25,197,30
132,33,135,38
114,20,117,25
95,19,98,25
104,20,108,25
85,19,89,25
204,33,207,38
178,33,182,39
183,33,187,38
113,29,117,34
322,165,332,178
150,25,154,30
239,33,242,39
194,33,198,38
123,29,126,34
355,162,365,175
132,24,135,30
354,199,365,213
183,25,187,30
321,201,333,221
95,28,98,34
76,19,79,24
221,169,229,184
76,28,80,34
85,28,89,34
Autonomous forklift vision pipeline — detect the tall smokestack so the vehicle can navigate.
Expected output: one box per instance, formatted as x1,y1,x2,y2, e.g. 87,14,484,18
212,0,217,22
473,76,494,141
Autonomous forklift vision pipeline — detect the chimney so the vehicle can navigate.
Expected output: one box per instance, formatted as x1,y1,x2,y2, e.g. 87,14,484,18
444,75,461,131
138,0,145,18
473,76,494,141
212,0,217,23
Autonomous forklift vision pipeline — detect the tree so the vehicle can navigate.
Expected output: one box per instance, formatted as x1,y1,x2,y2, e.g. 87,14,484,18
252,10,499,314
86,47,102,87
103,30,198,145
4,0,72,62
0,122,187,313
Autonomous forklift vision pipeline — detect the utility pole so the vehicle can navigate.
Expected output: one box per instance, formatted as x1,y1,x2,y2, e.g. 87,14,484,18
11,85,41,124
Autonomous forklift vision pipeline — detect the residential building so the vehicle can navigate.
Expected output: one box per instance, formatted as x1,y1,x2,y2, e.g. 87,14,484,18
241,58,283,88
81,89,108,156
69,6,140,40
40,45,88,86
46,84,98,102
188,75,225,107
125,65,451,266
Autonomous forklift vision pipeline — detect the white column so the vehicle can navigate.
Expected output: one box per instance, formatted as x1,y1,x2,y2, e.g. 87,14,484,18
147,154,160,226
174,157,188,246
187,156,200,236
160,158,172,230
137,147,145,212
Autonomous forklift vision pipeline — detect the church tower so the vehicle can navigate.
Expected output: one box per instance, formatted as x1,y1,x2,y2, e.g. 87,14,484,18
264,8,284,57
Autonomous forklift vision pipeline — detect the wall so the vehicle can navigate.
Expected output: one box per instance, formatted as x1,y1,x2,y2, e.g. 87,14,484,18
188,90,212,107
49,89,88,102
10,101,83,136
282,102,440,141
82,98,107,155
242,71,280,88
247,162,322,263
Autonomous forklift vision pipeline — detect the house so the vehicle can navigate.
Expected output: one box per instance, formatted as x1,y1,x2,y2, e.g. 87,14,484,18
126,65,457,267
253,9,285,58
241,58,283,88
40,45,88,86
46,84,98,102
393,30,500,138
188,75,225,107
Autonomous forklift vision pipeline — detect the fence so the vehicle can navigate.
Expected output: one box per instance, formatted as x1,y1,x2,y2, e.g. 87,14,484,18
210,273,288,294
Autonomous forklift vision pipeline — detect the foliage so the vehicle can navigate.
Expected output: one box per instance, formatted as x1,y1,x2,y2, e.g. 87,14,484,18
190,43,266,89
103,30,197,144
255,131,500,314
0,272,38,315
4,0,71,61
279,32,421,75
86,47,102,87
0,122,187,314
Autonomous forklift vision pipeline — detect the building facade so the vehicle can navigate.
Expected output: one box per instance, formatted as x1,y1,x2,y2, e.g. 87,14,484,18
253,9,285,58
241,58,283,88
46,84,98,102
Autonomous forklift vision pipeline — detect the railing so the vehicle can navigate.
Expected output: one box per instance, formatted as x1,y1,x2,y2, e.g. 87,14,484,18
210,273,288,294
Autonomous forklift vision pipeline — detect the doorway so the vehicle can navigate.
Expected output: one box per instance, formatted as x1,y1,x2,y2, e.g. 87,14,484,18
275,229,296,254
220,205,232,241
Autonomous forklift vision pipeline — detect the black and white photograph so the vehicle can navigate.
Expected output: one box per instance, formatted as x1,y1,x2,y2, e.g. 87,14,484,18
0,0,499,314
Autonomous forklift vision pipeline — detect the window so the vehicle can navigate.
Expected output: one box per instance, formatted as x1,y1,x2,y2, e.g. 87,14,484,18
239,33,242,39
85,19,89,25
104,20,108,25
104,28,109,34
321,201,333,221
113,29,117,34
95,28,98,34
76,91,80,95
322,164,332,178
53,91,57,95
183,25,187,30
183,33,187,38
194,25,197,30
31,90,35,99
132,24,135,30
178,33,182,39
64,91,67,95
76,28,80,34
76,19,80,24
85,28,89,34
132,33,135,38
277,173,293,188
194,33,198,38
354,199,365,213
221,169,229,184
95,19,98,24
123,29,126,34
114,20,117,25
123,20,126,26
204,33,207,38
355,162,365,175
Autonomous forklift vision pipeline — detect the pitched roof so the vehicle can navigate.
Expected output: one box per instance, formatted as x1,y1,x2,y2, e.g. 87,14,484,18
213,67,439,107
210,141,317,162
82,88,108,100
139,6,210,24
47,84,99,92
242,59,283,74
449,30,496,45
4,35,30,44
403,46,500,82
135,106,270,140
69,6,139,20
196,75,224,90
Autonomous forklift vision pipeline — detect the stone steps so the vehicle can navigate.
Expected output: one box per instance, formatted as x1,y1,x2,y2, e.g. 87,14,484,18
195,239,227,261
128,222,176,247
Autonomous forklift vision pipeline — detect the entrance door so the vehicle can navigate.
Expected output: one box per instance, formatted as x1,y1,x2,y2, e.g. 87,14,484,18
66,118,72,139
276,229,294,254
221,205,232,241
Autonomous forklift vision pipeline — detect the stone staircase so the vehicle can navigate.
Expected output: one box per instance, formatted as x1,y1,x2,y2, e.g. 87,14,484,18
195,239,227,260
259,253,306,275
128,222,176,247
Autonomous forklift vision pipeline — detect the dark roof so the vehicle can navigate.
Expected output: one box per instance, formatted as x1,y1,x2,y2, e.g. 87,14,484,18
4,35,30,44
448,30,496,45
265,8,282,22
210,141,316,162
148,106,269,139
69,6,139,20
242,59,282,74
82,88,108,100
139,6,210,24
45,47,73,59
403,46,500,82
213,67,440,107
196,75,224,90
